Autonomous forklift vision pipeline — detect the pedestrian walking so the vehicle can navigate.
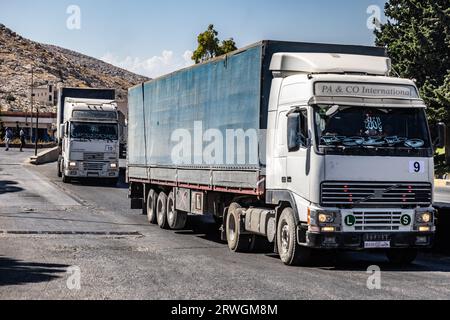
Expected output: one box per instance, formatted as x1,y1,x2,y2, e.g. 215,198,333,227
4,127,13,151
20,128,26,152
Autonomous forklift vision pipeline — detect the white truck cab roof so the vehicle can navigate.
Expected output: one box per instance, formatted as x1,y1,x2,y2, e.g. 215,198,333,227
64,99,118,122
275,72,425,110
65,98,117,108
270,52,391,76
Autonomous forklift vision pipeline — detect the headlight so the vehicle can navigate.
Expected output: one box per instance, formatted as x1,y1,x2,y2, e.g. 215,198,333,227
416,211,433,224
318,213,335,224
69,162,77,168
420,213,432,224
110,163,118,169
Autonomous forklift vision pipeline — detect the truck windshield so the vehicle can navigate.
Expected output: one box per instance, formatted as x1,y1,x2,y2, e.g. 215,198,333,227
314,105,432,157
71,122,118,141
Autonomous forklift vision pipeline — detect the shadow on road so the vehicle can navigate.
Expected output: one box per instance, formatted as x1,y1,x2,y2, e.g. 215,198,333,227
175,216,450,272
0,180,23,195
67,170,128,190
175,216,225,246
0,256,69,287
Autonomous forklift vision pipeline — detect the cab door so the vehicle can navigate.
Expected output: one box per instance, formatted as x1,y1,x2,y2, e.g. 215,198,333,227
286,107,310,200
269,110,288,190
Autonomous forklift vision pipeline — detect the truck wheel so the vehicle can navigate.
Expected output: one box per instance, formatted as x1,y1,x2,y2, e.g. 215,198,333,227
386,249,418,265
146,189,158,224
277,208,311,266
167,191,187,230
57,157,62,178
62,171,71,184
156,192,169,229
226,203,253,253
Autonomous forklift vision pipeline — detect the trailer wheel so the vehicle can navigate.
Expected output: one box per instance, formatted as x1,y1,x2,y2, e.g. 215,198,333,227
156,192,169,229
226,203,253,253
386,249,418,266
167,191,187,230
277,208,311,266
146,189,158,224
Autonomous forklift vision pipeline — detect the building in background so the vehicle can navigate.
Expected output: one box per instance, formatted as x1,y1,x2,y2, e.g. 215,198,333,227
0,111,56,142
30,83,58,107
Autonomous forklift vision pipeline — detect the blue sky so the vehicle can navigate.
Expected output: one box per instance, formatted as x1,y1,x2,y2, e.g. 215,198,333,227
0,0,387,77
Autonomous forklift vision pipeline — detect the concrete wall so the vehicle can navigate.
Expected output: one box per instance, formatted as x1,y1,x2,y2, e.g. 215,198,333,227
29,147,59,165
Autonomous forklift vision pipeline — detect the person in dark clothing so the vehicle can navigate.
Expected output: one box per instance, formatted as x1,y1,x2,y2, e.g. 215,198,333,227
20,128,26,152
4,127,13,151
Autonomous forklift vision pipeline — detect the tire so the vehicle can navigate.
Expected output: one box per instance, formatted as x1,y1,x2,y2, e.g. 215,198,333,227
226,203,253,253
277,208,311,266
62,171,71,184
146,189,158,224
167,191,187,230
57,157,62,178
386,249,418,266
156,192,169,229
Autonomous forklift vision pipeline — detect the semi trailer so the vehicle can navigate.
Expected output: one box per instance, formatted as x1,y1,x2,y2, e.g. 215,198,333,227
56,87,120,184
127,41,446,266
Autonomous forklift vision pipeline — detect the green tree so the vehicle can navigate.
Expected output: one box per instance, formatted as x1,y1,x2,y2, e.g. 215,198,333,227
375,0,450,162
192,24,237,64
375,0,450,122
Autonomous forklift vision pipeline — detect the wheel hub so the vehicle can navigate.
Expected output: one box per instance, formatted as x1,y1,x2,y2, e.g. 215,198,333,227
281,223,290,255
229,215,236,242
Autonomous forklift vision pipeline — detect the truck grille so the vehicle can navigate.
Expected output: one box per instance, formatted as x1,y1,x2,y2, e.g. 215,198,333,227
354,211,402,231
84,153,105,161
83,162,104,171
321,182,432,207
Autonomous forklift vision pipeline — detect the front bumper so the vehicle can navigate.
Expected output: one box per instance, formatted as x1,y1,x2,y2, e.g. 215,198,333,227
64,169,119,178
304,231,435,250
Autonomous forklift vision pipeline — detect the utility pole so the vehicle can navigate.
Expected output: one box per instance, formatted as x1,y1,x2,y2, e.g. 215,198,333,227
34,97,39,156
30,66,34,144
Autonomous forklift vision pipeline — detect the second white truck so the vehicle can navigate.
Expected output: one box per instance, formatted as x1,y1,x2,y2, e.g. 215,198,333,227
57,88,120,185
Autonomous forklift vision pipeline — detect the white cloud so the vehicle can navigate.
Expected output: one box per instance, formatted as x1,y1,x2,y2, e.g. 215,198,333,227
101,50,194,78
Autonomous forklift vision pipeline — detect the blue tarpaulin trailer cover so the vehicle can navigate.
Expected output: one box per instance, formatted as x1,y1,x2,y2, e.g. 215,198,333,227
128,41,386,182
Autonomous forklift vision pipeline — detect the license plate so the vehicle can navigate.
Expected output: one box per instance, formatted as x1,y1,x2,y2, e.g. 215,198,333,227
364,241,391,249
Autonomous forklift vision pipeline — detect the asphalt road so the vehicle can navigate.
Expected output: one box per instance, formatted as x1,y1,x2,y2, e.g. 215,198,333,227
1,149,450,300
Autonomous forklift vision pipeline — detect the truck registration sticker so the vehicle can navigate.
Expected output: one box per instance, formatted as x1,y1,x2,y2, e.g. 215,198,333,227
409,161,425,174
364,241,391,249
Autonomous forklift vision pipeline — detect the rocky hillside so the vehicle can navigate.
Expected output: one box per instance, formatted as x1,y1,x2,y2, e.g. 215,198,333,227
0,24,149,113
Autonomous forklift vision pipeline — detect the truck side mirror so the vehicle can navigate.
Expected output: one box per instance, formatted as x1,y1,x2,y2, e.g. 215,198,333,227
59,124,65,139
287,113,301,152
435,122,447,149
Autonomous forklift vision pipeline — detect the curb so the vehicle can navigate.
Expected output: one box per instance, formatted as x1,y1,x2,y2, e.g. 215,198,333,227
29,147,59,165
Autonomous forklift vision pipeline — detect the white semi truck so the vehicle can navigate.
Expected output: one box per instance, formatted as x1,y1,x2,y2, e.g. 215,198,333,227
127,41,446,266
57,88,120,185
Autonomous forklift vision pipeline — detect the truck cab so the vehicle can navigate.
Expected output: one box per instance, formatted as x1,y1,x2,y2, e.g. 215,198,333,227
265,53,442,264
58,98,120,184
